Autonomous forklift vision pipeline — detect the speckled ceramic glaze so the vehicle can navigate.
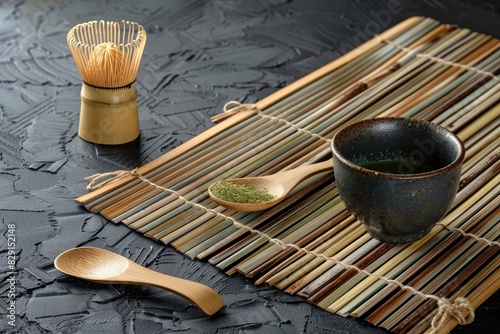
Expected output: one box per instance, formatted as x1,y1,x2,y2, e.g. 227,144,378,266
331,118,465,243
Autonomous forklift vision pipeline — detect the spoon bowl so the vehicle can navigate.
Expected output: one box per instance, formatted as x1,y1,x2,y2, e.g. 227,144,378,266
208,160,333,211
54,247,224,315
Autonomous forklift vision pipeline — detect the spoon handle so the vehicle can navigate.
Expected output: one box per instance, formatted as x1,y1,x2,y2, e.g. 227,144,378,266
122,261,224,315
271,160,333,192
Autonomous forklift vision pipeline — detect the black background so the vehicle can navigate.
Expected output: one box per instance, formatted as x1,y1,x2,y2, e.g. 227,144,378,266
0,1,498,333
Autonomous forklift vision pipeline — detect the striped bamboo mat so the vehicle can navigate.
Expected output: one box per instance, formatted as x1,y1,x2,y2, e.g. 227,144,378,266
77,17,499,333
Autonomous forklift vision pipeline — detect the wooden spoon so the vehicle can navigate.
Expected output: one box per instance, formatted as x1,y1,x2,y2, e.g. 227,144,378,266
54,247,224,315
208,160,333,211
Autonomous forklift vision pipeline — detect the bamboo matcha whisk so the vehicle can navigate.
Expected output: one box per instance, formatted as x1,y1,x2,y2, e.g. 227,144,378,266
67,20,146,144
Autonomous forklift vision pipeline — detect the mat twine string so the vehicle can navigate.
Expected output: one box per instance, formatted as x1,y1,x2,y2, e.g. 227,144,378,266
85,169,138,192
211,100,258,122
212,101,334,144
430,297,475,333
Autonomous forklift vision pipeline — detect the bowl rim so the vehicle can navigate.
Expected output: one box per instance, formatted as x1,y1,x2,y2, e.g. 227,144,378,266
331,117,465,179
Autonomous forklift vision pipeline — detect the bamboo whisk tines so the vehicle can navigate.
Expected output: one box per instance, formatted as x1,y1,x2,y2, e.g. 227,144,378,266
67,20,146,88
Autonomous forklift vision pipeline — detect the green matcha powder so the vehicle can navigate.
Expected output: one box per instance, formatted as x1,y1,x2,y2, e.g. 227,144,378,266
211,181,275,203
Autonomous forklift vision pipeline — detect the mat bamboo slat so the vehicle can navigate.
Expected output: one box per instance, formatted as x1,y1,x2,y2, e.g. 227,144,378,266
77,17,499,333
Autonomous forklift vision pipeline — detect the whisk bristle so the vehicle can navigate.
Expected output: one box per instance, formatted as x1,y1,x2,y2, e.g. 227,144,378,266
67,20,146,88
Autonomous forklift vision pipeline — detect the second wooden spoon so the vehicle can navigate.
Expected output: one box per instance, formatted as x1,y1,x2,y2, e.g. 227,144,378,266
54,247,224,315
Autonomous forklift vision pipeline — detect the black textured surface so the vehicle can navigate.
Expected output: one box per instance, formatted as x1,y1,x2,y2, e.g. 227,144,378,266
0,0,498,333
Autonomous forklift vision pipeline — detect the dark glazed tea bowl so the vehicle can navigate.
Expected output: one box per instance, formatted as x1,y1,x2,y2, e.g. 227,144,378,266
331,118,465,243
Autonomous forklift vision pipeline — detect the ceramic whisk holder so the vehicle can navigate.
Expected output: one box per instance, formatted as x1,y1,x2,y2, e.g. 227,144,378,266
79,82,139,145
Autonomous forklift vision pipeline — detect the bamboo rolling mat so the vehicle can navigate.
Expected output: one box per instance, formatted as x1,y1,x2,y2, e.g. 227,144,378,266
77,17,499,333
